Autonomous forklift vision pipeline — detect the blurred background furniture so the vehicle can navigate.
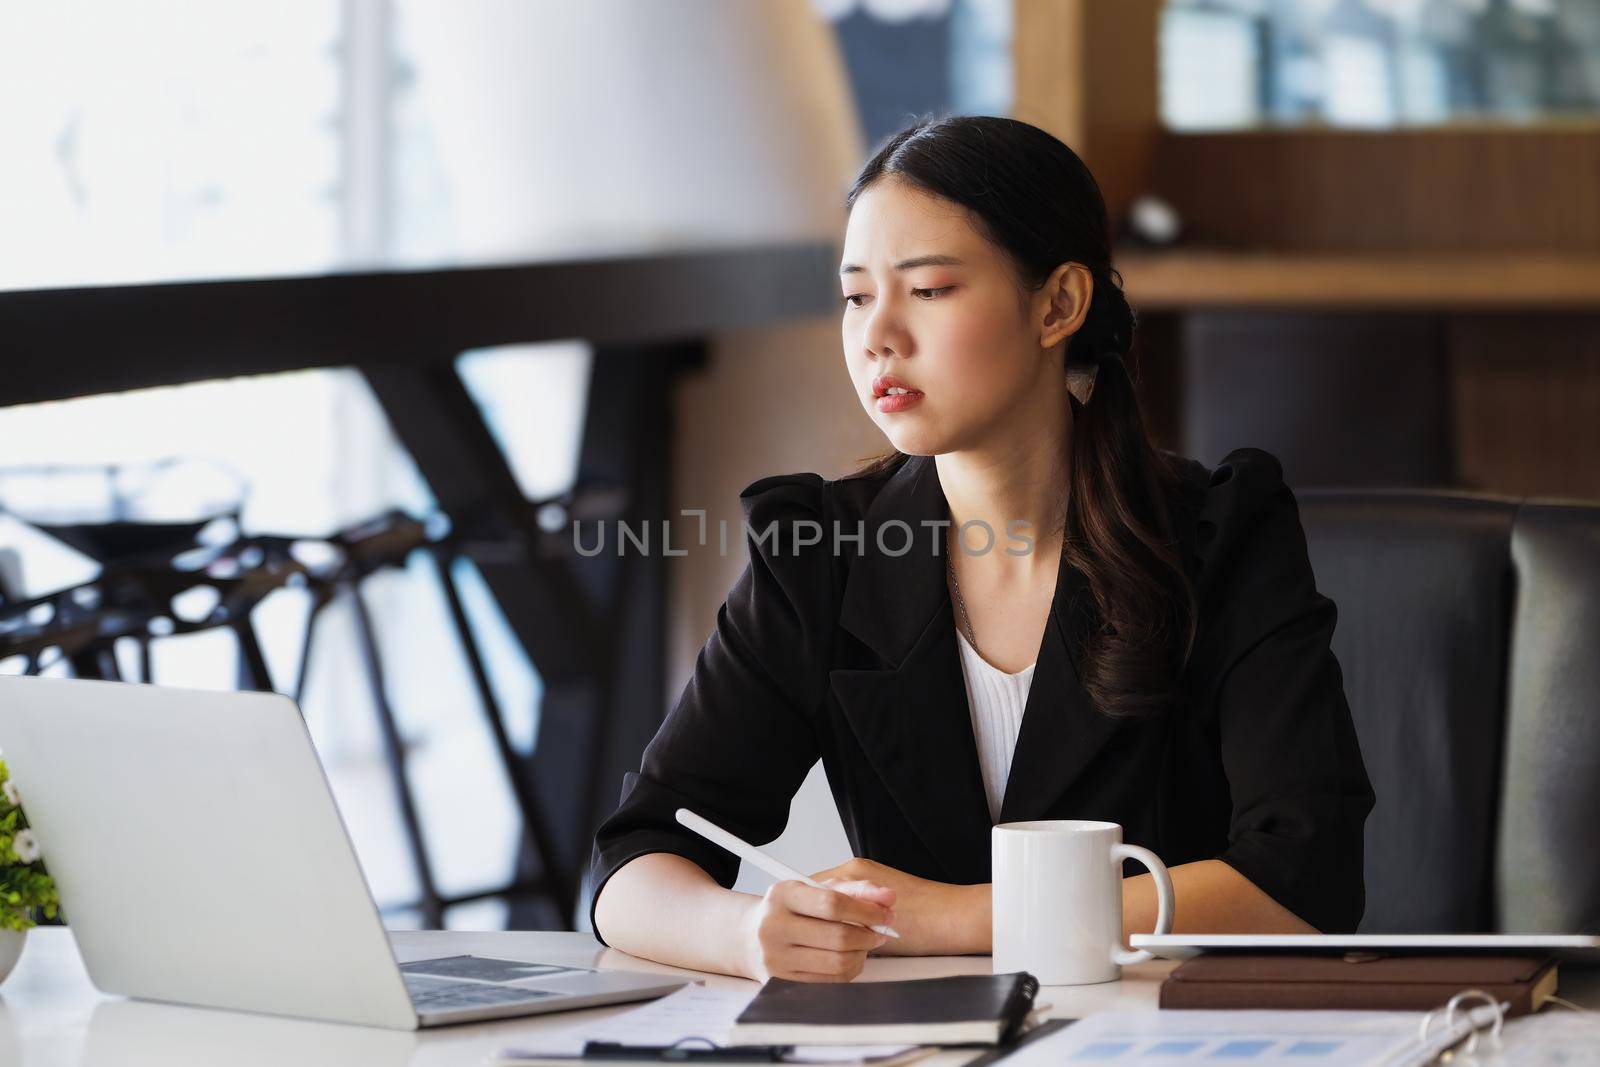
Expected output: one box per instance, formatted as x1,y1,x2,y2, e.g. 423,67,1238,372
1013,0,1600,498
1300,489,1600,934
0,247,838,930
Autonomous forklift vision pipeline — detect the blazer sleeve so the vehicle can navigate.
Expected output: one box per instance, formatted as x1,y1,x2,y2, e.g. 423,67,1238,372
587,472,835,945
1193,448,1376,934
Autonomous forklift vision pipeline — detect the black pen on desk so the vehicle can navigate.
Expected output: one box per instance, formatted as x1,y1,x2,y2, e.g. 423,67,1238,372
674,808,901,938
580,1040,792,1061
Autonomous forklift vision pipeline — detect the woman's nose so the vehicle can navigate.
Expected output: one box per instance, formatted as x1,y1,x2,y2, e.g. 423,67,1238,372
862,306,906,359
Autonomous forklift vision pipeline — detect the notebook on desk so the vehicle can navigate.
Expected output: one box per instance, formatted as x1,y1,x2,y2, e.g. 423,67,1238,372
727,973,1042,1047
1129,932,1600,961
1158,952,1559,1016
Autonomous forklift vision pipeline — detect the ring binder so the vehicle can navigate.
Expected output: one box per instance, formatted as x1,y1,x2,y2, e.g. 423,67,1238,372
1417,989,1506,1059
1409,985,1600,1066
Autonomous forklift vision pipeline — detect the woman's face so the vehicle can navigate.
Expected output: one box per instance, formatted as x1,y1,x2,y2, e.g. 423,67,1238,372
840,177,1063,457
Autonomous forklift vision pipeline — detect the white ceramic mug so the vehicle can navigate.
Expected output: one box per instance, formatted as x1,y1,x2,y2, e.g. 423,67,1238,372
992,819,1175,985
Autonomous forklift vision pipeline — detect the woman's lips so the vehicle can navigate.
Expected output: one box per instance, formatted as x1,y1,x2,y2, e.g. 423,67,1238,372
875,390,924,413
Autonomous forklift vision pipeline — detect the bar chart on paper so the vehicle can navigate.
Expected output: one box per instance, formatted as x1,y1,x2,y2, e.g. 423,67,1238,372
1004,1010,1433,1066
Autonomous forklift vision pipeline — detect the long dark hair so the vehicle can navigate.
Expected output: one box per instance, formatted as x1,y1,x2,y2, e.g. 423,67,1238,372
844,114,1195,722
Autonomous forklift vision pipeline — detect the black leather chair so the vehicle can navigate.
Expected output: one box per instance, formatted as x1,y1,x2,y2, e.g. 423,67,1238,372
1298,489,1600,934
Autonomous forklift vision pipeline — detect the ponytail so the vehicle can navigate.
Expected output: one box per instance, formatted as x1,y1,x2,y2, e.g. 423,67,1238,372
1063,268,1196,720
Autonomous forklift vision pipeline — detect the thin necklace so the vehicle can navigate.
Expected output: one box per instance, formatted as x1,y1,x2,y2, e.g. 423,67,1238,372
946,523,1067,661
946,525,981,658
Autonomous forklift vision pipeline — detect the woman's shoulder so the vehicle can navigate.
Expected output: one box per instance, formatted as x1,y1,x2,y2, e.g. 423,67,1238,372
1163,441,1285,501
1169,444,1292,526
737,470,827,521
736,453,907,528
1163,446,1326,648
1162,445,1310,586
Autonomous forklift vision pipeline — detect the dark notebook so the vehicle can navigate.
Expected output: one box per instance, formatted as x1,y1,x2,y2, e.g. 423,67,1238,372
727,972,1041,1047
1159,952,1559,1017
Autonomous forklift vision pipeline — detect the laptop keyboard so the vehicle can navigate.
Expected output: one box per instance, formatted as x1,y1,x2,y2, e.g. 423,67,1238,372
404,973,560,1013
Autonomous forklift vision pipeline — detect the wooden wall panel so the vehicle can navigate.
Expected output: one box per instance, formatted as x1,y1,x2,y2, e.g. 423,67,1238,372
1154,128,1600,253
1013,0,1161,228
1449,314,1600,500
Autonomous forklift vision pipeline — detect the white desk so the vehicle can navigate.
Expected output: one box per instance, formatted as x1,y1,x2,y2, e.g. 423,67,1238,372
0,928,1176,1066
7,929,1597,1066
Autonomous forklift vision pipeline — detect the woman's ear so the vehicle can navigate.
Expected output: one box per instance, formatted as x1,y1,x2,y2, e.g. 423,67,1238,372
1037,262,1094,350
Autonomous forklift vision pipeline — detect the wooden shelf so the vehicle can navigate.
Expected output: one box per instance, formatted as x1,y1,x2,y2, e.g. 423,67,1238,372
1115,250,1600,311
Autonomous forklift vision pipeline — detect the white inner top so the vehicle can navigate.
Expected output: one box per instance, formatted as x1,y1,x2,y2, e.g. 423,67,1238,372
954,626,1036,824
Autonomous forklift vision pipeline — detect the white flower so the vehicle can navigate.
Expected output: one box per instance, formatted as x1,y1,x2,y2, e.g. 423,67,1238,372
2,778,17,807
12,828,39,864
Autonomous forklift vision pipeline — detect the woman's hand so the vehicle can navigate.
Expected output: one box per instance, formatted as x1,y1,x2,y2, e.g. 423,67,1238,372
810,858,989,957
735,877,897,983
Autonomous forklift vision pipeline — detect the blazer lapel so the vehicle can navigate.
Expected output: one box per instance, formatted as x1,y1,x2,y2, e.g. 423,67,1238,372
995,559,1121,825
829,613,994,883
830,455,992,882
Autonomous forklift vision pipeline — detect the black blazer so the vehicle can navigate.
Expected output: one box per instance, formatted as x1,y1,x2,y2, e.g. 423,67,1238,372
589,448,1376,941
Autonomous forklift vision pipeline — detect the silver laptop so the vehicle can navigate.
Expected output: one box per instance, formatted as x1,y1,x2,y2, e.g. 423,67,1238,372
0,674,688,1029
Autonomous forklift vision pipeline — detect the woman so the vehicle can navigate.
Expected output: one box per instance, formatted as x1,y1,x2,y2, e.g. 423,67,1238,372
589,115,1374,983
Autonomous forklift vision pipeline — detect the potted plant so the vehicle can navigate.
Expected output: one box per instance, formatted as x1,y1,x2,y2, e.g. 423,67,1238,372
0,757,60,983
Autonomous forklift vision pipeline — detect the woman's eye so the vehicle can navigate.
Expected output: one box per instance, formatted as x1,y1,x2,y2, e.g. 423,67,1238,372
842,286,952,309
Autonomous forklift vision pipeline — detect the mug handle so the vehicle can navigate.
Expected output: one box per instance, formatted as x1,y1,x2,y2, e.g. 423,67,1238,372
1109,843,1174,967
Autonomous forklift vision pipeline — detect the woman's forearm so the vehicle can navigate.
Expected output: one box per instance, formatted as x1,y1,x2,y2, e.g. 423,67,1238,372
1122,858,1318,938
593,855,1315,973
953,859,1316,955
592,852,761,978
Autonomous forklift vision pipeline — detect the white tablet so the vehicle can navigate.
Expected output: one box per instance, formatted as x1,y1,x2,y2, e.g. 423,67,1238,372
1128,933,1600,961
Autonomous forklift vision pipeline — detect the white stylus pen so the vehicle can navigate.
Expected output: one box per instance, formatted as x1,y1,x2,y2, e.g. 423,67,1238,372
674,807,901,938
